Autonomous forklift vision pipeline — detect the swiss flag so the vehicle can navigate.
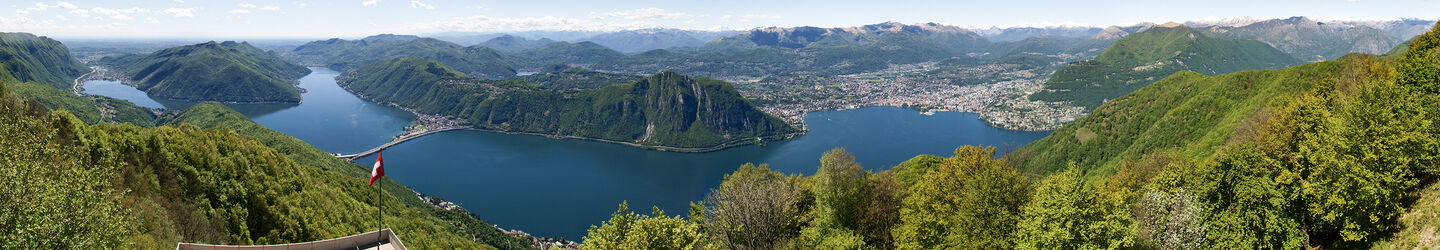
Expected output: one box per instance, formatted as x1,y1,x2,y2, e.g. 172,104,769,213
369,152,385,186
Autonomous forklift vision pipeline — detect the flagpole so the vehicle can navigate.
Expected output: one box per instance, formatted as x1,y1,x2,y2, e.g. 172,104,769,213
379,157,384,246
379,175,384,246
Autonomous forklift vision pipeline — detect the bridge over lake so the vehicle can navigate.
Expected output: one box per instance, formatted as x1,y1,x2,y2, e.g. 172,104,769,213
334,127,464,161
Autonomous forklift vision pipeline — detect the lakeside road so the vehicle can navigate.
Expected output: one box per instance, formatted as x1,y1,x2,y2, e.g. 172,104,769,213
70,67,97,96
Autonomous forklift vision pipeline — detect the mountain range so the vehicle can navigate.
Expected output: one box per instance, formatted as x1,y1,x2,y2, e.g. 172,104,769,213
99,41,311,103
1031,23,1301,109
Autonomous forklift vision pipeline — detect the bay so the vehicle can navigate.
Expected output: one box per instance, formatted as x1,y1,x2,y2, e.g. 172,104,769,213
83,67,1051,240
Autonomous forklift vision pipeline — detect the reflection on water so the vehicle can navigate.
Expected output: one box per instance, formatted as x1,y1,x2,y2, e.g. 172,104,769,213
80,80,299,117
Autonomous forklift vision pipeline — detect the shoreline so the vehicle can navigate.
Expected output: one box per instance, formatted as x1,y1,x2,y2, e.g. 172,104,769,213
79,66,307,105
335,79,809,154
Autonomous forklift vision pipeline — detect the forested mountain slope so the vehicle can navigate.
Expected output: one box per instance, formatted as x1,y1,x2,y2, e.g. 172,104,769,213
338,58,798,149
0,32,89,89
1032,24,1300,108
99,41,311,103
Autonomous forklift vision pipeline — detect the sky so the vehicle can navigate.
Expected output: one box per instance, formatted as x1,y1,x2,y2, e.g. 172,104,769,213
2,0,1438,39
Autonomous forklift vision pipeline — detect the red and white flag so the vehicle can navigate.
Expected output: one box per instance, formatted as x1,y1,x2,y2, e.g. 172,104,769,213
369,152,385,186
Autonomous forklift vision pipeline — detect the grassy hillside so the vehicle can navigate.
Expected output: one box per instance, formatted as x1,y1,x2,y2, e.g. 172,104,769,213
100,41,311,103
0,32,89,89
289,36,516,78
339,58,799,149
1032,25,1300,109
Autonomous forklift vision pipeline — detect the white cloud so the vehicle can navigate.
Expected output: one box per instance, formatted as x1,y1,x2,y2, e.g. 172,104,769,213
409,0,434,9
110,14,132,20
230,9,252,14
174,0,184,2
589,8,692,20
259,6,280,11
68,9,89,17
88,7,151,15
16,10,30,15
27,2,78,11
238,3,257,8
163,7,194,17
361,0,380,6
54,14,66,20
474,5,489,10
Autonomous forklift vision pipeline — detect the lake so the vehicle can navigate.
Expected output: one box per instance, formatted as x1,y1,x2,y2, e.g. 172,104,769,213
83,67,1052,240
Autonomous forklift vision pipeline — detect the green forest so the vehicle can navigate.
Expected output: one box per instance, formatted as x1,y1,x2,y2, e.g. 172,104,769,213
100,41,311,103
339,57,799,149
0,32,533,248
0,82,537,249
0,32,89,90
576,22,1440,249
1032,25,1301,109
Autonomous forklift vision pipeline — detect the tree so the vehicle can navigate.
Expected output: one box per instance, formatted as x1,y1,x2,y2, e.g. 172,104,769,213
1396,21,1440,94
583,202,704,250
699,163,807,250
1015,167,1134,249
892,146,1030,249
1135,189,1206,249
802,148,902,249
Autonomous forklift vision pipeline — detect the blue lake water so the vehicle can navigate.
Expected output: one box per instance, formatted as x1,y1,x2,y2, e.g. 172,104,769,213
84,67,1052,240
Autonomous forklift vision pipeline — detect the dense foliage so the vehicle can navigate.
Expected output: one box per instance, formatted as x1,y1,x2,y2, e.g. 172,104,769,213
288,35,517,78
7,80,156,125
0,32,89,89
99,41,311,103
339,58,798,148
583,202,705,250
0,83,502,248
2,38,528,248
578,21,1440,249
166,102,534,249
1032,25,1300,108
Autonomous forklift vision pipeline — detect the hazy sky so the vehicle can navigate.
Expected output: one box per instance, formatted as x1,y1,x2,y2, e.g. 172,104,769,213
3,0,1438,39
